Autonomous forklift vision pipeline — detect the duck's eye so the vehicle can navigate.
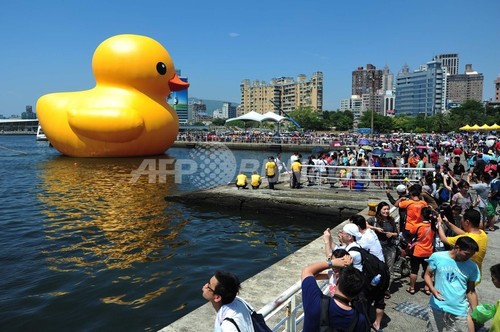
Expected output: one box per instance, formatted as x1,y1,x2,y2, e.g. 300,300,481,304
156,62,167,75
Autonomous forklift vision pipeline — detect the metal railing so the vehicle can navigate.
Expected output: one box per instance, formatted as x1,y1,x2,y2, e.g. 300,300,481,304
285,164,435,191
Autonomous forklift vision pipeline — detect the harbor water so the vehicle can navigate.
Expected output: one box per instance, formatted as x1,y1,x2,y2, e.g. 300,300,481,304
0,136,333,331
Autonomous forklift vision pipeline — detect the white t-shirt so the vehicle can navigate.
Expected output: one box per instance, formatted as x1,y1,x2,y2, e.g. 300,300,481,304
356,229,385,263
215,296,255,332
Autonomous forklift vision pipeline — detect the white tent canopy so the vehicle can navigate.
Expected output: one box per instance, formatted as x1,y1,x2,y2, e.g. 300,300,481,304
225,111,290,124
225,111,263,123
261,112,288,123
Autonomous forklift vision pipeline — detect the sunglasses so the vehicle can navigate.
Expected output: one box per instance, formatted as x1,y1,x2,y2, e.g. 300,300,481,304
206,281,215,293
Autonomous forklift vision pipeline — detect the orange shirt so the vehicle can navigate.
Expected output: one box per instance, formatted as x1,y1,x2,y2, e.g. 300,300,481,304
399,199,428,231
411,222,435,257
408,156,418,167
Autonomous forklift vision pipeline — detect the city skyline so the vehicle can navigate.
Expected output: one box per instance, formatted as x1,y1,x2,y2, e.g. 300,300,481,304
0,1,499,117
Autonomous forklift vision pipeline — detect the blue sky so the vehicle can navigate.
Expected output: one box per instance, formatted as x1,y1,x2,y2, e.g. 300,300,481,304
1,0,499,117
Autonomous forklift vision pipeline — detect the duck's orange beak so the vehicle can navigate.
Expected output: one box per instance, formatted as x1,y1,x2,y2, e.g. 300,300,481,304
169,73,189,91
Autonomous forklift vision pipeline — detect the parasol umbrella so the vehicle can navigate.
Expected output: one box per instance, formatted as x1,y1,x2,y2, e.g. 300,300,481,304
486,135,497,148
440,141,451,146
330,141,342,147
382,151,401,159
415,139,424,145
415,145,427,149
372,148,384,156
361,145,373,151
358,139,370,145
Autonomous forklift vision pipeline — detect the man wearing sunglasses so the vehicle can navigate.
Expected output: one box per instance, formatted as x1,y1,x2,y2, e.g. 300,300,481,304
202,270,254,332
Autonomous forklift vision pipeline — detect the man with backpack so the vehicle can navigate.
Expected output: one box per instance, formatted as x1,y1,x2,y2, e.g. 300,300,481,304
324,221,389,331
301,259,369,331
349,216,389,332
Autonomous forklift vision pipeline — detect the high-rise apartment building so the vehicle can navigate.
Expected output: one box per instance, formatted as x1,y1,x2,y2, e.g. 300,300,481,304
395,61,445,116
446,64,484,104
433,53,459,75
352,64,384,116
240,72,323,115
352,64,383,96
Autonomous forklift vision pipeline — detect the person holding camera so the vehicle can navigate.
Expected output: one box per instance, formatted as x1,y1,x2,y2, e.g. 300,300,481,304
436,208,488,282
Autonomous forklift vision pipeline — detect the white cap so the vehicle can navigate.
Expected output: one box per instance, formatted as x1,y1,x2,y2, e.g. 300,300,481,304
343,224,361,240
396,184,407,193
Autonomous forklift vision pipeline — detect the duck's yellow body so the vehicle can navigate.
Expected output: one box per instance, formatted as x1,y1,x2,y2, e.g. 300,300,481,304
37,34,189,157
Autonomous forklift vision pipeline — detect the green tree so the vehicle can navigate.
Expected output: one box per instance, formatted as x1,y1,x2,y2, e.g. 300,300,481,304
448,100,486,129
324,110,353,131
211,118,226,126
288,107,323,130
391,116,413,132
358,111,392,133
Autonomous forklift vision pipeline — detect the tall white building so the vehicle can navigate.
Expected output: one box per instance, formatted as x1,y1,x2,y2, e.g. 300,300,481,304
340,95,363,123
381,65,394,92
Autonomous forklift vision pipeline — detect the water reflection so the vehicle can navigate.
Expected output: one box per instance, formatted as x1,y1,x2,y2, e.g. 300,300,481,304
38,155,186,305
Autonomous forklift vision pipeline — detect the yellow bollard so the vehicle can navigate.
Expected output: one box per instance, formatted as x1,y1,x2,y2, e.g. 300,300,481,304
367,202,378,216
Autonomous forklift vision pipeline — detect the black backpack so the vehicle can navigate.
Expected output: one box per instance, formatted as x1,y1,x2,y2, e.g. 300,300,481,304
348,246,389,295
223,298,272,332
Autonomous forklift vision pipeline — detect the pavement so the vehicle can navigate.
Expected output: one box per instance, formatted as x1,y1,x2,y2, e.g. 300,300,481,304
161,175,500,331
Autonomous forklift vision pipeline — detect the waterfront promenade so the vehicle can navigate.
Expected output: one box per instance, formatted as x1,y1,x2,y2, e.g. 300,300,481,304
161,178,499,331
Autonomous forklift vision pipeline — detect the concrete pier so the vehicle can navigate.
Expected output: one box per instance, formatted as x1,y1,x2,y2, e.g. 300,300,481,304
161,181,499,331
165,180,384,218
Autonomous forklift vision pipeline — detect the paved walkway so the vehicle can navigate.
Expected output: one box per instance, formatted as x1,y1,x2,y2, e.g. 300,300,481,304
162,181,499,331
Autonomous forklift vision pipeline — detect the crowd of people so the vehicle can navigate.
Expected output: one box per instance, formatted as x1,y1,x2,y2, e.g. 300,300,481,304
229,131,500,192
203,132,500,331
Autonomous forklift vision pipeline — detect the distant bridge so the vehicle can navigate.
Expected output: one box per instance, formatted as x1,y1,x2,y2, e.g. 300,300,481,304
0,119,39,134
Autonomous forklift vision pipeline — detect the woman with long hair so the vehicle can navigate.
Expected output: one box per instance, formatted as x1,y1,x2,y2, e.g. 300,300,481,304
367,201,399,299
406,206,436,295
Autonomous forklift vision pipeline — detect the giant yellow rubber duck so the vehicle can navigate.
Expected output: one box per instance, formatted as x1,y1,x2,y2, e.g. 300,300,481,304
36,34,189,157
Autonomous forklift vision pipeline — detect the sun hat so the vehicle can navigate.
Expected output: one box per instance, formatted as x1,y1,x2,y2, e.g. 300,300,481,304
342,224,361,239
396,184,407,193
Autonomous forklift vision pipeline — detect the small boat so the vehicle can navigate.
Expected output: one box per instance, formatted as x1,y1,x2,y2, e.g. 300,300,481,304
36,125,48,141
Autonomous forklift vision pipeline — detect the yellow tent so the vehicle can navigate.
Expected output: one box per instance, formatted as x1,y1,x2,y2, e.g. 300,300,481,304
470,124,481,131
491,123,500,130
479,124,492,131
459,124,472,131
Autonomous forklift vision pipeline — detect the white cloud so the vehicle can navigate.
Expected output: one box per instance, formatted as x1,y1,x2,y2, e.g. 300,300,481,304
228,32,240,38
